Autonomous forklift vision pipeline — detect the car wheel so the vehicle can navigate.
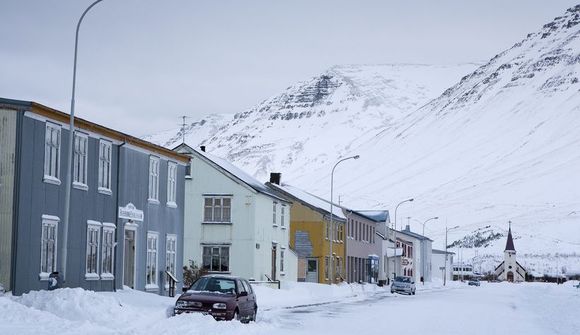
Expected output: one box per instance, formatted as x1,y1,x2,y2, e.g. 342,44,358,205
412,290,416,295
234,309,240,322
251,306,257,322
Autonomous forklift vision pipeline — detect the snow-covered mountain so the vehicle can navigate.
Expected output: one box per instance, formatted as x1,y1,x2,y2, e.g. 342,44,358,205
148,5,580,275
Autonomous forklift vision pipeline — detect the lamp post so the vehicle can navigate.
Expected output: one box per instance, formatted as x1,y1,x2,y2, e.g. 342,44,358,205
62,0,104,282
421,216,438,285
329,155,359,284
392,198,413,281
444,225,459,286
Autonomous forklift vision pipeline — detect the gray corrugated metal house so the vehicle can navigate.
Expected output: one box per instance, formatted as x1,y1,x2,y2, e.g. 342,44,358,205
0,98,187,295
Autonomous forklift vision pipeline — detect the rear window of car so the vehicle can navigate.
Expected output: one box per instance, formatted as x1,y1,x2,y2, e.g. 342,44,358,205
189,277,237,294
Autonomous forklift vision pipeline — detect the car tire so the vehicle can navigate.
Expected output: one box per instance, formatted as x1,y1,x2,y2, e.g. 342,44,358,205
234,309,240,322
251,306,257,322
412,290,416,295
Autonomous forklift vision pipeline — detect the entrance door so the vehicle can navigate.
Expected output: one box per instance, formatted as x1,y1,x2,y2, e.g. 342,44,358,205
306,258,319,283
124,229,136,288
507,271,514,282
271,245,277,281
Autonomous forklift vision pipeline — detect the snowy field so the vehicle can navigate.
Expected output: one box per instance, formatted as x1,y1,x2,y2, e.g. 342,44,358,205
1,281,579,335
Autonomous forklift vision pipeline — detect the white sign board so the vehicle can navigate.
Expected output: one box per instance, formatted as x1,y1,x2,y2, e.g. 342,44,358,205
118,203,144,222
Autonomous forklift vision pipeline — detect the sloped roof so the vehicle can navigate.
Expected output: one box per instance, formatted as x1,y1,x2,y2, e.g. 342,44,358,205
432,249,455,255
187,148,288,202
398,227,433,242
348,210,390,223
268,182,346,220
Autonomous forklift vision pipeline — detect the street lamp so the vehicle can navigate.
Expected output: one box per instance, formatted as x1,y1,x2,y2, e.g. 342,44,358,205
329,155,359,284
62,0,105,282
444,225,460,286
421,216,438,285
391,198,413,281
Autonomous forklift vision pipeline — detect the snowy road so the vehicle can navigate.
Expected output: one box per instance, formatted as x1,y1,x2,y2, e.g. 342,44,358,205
258,283,579,335
2,282,579,334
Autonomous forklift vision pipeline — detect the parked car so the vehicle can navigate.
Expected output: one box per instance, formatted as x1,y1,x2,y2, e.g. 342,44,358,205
174,275,257,323
468,279,481,286
391,276,416,295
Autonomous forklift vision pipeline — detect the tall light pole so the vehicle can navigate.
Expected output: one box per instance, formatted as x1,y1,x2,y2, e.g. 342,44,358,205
444,225,459,286
329,155,359,284
421,216,438,285
62,0,104,282
392,198,413,281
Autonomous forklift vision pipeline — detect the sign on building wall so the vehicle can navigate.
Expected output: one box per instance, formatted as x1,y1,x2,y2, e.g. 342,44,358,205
118,203,144,222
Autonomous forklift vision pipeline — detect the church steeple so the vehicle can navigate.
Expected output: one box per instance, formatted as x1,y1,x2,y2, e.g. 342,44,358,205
505,221,515,251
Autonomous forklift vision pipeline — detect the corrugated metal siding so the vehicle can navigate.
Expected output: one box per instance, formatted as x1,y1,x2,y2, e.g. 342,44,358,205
0,109,17,290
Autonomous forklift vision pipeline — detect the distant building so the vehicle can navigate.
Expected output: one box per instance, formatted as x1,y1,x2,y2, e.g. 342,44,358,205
0,98,188,296
494,223,527,282
452,263,474,281
396,225,433,284
431,249,454,282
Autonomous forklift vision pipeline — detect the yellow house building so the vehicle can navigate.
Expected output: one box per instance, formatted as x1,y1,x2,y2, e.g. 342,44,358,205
267,176,346,284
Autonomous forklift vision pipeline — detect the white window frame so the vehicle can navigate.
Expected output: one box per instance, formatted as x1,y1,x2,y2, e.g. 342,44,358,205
272,201,278,227
73,132,89,190
281,204,286,229
165,234,177,288
280,247,285,274
166,162,177,208
202,196,232,223
40,215,59,280
85,220,101,280
101,223,116,280
148,156,160,204
202,245,230,272
43,122,61,185
146,232,159,290
98,140,112,195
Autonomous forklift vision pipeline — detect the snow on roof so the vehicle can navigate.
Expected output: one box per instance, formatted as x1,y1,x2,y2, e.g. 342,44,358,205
272,183,346,220
432,249,455,255
349,210,390,223
194,149,287,202
398,228,433,242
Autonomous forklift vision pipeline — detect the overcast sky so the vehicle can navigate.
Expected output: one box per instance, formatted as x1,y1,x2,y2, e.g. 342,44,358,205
1,0,577,136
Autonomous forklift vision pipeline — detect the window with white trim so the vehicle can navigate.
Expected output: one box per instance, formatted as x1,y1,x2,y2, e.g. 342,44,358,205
203,197,231,223
167,162,177,206
280,249,285,273
86,221,101,279
166,235,177,276
73,132,88,188
281,205,286,228
101,224,115,279
272,201,277,226
98,140,112,193
202,246,229,272
40,215,59,279
146,232,159,288
44,123,61,183
148,156,160,202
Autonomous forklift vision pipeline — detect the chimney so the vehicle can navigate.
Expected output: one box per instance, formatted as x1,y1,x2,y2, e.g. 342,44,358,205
270,172,281,185
200,145,206,152
405,224,411,232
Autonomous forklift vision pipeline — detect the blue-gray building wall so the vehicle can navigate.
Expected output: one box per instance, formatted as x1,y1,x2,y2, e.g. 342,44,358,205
13,115,118,295
116,146,185,294
8,107,185,296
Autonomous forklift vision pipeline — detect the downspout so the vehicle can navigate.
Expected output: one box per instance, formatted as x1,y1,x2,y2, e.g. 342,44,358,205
113,141,126,292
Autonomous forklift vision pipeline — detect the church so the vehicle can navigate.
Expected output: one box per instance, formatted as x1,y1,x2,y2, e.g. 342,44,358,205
494,223,527,282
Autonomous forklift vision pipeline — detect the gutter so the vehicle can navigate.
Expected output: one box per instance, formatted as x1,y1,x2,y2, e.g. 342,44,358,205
113,141,126,292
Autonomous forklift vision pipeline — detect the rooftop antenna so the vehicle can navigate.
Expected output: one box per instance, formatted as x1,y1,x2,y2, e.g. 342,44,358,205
180,116,188,144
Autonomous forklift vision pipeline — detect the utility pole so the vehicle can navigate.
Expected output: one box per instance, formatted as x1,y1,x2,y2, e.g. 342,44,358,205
180,116,188,144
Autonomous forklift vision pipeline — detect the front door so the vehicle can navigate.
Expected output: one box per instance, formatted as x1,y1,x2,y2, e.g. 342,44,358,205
507,271,514,282
124,229,136,288
271,245,277,281
306,258,318,283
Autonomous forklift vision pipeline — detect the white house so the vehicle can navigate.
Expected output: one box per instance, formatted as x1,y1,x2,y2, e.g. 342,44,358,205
395,225,433,284
431,249,454,282
174,144,297,283
494,224,527,282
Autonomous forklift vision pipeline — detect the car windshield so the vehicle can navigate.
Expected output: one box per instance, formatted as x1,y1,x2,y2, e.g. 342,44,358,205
395,276,411,283
188,277,236,295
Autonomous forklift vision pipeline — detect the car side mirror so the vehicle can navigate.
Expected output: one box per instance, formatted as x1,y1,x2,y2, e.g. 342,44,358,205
238,291,248,297
182,286,188,293
411,282,415,285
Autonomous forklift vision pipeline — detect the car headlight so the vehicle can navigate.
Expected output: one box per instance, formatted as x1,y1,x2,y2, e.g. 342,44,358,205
212,303,227,309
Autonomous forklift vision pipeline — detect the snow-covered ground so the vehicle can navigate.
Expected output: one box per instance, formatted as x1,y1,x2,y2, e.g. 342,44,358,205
1,280,579,334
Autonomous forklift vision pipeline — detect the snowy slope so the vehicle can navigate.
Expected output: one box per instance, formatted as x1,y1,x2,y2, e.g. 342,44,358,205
147,6,580,274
